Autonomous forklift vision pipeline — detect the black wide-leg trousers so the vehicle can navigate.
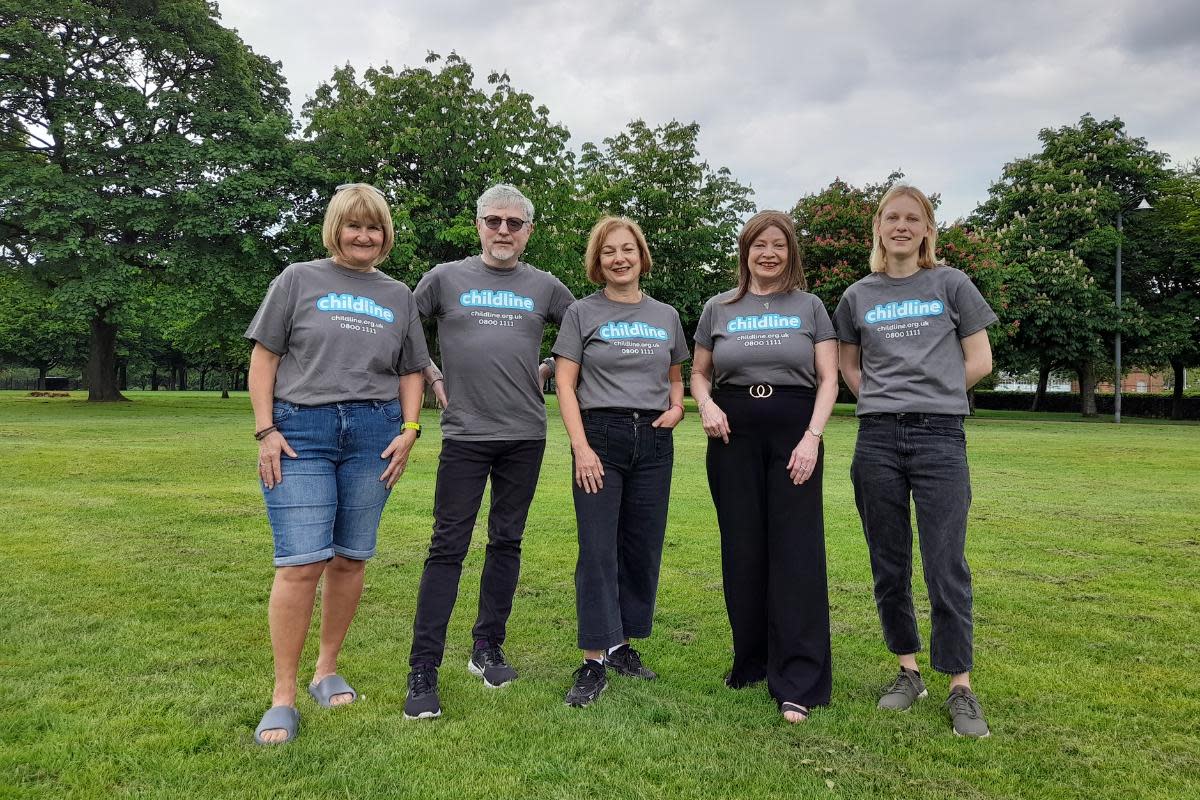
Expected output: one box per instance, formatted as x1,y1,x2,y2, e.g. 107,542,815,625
706,386,832,708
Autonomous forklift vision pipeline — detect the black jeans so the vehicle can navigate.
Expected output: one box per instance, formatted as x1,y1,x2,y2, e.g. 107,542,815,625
850,413,974,674
573,409,674,651
408,438,546,667
706,386,832,708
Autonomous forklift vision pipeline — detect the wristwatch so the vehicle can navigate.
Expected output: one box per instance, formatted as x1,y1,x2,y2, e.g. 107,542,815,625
807,426,823,440
402,421,422,438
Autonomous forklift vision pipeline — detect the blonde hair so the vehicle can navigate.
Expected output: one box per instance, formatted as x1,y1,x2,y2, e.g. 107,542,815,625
727,211,805,304
584,216,653,284
869,185,940,272
322,184,395,268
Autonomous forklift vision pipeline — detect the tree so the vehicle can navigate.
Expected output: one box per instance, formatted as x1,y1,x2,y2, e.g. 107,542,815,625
974,114,1170,414
792,173,899,312
1122,164,1200,418
576,119,755,335
298,52,578,287
0,266,86,387
0,0,293,400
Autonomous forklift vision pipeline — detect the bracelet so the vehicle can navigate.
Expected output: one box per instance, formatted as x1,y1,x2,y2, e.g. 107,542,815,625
431,377,444,384
697,397,711,412
254,425,278,441
806,426,824,440
670,403,684,415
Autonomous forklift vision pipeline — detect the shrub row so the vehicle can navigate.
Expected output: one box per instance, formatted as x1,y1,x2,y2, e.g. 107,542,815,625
972,391,1199,420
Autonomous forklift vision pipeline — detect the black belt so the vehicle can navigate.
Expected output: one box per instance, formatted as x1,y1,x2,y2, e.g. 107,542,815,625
715,384,815,399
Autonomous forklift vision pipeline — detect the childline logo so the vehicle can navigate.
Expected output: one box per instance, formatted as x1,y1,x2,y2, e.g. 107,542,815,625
864,299,943,324
727,313,802,333
599,321,668,341
459,289,535,311
316,293,394,322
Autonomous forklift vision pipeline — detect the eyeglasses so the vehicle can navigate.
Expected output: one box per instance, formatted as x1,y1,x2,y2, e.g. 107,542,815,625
480,215,530,233
336,183,386,197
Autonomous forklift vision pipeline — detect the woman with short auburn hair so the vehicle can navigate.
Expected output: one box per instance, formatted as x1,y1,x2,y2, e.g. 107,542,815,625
690,210,839,724
553,215,688,708
834,184,996,738
246,183,429,744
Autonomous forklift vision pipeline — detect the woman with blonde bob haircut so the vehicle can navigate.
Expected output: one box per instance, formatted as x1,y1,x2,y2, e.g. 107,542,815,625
245,182,429,744
321,183,396,268
553,215,689,708
834,184,998,738
691,210,839,724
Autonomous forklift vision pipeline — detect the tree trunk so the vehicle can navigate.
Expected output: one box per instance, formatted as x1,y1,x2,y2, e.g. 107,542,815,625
198,367,207,391
37,366,47,391
1077,361,1097,416
151,366,160,391
176,364,188,391
1172,359,1185,421
118,363,128,391
1032,364,1050,412
86,313,129,402
220,366,230,400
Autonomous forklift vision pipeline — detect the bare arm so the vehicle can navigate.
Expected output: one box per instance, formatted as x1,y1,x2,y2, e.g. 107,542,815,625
248,342,296,490
379,370,426,489
787,339,839,485
422,362,447,407
652,365,686,429
838,341,862,397
555,356,604,493
689,346,730,444
961,329,994,389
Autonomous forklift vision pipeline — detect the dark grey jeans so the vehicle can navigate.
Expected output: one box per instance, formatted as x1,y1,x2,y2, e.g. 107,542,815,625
408,438,546,667
572,408,674,651
850,413,974,675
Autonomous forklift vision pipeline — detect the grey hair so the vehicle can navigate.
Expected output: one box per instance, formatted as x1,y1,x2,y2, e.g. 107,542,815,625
476,184,535,221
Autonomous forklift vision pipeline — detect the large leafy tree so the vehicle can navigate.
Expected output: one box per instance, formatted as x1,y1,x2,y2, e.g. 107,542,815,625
1122,163,1200,418
0,0,293,400
298,52,578,287
974,114,1169,414
576,119,755,335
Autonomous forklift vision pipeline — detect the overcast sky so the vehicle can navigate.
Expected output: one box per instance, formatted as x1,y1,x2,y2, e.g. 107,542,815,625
217,0,1200,223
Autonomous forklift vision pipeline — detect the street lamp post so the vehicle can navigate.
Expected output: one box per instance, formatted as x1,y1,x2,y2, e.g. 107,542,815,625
1114,198,1152,424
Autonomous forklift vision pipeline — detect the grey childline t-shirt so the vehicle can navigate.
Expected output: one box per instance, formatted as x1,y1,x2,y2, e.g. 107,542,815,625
694,289,836,388
833,266,998,416
552,291,690,411
245,258,431,405
415,255,575,440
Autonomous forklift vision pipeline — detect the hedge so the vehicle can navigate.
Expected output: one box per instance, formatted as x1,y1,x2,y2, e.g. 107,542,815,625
972,390,1200,420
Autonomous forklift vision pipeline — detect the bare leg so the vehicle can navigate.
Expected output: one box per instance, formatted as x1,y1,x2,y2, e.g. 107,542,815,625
898,653,920,672
312,555,367,705
261,561,325,743
950,670,971,691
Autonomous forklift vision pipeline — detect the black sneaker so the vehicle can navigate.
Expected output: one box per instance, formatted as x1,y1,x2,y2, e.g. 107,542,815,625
403,665,441,720
604,644,657,680
564,661,607,707
468,643,517,688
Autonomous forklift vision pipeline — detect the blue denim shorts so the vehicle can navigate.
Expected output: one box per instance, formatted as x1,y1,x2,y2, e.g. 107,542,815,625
262,399,402,567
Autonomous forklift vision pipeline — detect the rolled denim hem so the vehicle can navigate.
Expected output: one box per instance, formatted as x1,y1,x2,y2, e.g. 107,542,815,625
332,544,376,561
622,624,652,640
577,626,625,651
273,547,334,568
930,662,973,676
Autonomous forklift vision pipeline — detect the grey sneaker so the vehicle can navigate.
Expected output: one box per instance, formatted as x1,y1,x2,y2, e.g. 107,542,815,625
403,665,441,720
946,686,991,738
468,644,517,688
878,668,928,710
564,661,607,707
604,644,657,680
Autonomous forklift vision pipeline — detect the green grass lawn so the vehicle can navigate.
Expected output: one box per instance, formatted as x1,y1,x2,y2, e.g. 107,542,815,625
1,391,1197,799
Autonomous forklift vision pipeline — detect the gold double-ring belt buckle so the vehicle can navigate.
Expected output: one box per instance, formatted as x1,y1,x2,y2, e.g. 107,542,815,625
749,384,774,399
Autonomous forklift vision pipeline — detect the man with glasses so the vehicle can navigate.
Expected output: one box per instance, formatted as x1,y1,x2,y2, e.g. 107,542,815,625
404,184,575,720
